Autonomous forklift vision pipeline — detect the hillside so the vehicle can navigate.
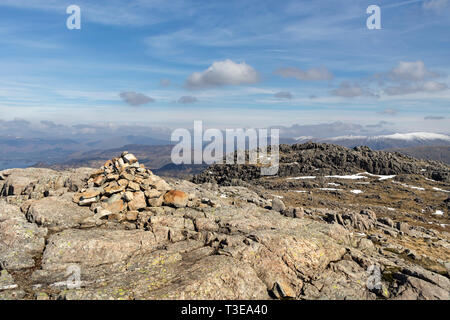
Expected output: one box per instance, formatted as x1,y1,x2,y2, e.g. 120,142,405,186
193,142,450,185
388,146,450,165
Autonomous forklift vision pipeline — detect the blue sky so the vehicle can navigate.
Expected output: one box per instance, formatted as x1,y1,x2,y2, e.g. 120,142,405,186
0,0,449,133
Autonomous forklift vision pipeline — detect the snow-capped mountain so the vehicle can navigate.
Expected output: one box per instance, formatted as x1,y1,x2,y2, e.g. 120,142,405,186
295,132,450,150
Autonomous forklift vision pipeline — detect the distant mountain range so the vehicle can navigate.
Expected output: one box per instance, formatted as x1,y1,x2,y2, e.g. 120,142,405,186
2,131,450,173
295,132,450,150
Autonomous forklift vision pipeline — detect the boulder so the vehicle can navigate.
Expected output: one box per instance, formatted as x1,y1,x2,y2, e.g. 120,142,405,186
271,198,286,212
163,190,188,208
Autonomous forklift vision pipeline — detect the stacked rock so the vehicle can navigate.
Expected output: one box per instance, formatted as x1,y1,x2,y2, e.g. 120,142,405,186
73,152,189,221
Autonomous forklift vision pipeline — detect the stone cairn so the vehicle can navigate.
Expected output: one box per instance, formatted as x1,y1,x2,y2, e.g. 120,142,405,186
73,152,190,221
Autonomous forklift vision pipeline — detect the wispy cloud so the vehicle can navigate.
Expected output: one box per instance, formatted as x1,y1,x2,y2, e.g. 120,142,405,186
331,82,378,98
119,92,155,106
274,66,333,81
178,96,198,104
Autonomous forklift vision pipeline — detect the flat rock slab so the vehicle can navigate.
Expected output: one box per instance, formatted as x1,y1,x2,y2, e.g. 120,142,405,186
27,197,93,231
0,168,58,196
41,229,160,271
0,201,24,222
35,241,269,300
0,218,47,270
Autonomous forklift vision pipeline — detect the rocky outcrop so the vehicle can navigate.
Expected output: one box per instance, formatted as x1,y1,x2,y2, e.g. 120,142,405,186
193,142,450,185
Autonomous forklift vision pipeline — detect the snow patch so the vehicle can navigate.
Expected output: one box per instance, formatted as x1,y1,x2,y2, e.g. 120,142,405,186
287,176,316,180
358,172,396,180
325,174,366,180
327,183,340,187
350,190,363,194
433,187,449,193
394,181,425,191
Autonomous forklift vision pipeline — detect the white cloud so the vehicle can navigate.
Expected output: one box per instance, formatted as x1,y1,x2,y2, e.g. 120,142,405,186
185,59,260,90
388,61,439,81
422,81,448,91
274,66,333,81
385,81,448,95
119,91,155,106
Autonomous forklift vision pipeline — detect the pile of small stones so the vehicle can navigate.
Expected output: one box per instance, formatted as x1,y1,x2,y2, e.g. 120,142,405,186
73,152,194,221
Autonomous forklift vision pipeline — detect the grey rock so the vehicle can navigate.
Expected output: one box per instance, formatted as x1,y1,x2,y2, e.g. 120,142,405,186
271,198,286,212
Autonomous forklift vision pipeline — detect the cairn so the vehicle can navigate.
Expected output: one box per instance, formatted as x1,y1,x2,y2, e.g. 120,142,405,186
73,152,190,221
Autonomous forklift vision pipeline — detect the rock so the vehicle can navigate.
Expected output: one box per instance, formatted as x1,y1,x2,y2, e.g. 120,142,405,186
0,200,24,222
394,276,449,300
123,153,138,164
148,196,163,207
145,189,161,199
27,197,93,231
125,211,139,221
78,197,97,206
96,209,113,219
41,229,159,271
0,217,47,270
379,217,395,228
294,207,304,219
0,269,17,290
127,191,146,211
325,211,376,231
2,174,37,196
93,175,105,187
101,197,124,214
78,188,102,200
153,179,171,191
396,222,410,233
127,181,140,192
358,238,375,252
271,198,286,212
271,280,296,299
123,191,134,202
163,190,188,208
103,185,125,195
193,142,450,184
360,209,376,220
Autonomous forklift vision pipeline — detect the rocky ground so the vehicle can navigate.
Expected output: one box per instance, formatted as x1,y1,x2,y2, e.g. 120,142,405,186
0,145,449,300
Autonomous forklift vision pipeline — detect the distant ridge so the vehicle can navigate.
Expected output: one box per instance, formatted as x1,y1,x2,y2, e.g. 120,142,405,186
295,132,450,150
